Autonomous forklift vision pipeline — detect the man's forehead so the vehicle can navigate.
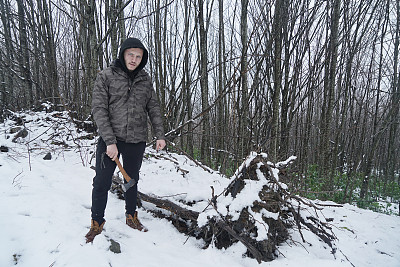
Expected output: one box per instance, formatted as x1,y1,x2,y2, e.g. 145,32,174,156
125,47,143,54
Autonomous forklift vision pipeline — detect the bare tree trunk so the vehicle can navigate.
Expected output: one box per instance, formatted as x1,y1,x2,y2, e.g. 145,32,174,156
71,0,82,114
77,0,99,116
271,0,284,161
117,0,126,40
0,52,5,120
320,0,340,187
279,0,290,160
216,0,227,167
17,0,33,106
182,0,194,156
197,0,210,164
37,0,59,105
26,0,42,103
109,0,119,59
238,0,249,160
0,0,14,110
154,0,166,128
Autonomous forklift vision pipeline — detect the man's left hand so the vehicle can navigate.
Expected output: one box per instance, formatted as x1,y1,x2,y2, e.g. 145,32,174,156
156,139,166,151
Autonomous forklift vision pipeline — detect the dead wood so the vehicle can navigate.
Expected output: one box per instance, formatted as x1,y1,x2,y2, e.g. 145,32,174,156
216,219,264,263
137,191,199,221
110,152,337,263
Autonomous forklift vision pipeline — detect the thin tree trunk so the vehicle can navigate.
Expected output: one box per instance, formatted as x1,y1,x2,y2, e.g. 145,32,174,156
183,0,194,156
238,0,249,160
271,0,283,161
109,0,118,59
197,0,210,164
0,0,14,110
17,0,33,106
216,0,227,167
27,0,42,103
117,0,126,40
154,0,166,127
320,0,340,187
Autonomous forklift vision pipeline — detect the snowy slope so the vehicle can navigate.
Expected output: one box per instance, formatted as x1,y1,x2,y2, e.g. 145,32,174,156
0,110,399,267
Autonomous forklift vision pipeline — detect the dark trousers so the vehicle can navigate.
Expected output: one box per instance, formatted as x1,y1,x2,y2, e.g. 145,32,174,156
91,137,146,224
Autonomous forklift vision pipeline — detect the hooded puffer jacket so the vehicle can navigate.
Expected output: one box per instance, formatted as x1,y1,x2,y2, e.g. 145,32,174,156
92,38,165,145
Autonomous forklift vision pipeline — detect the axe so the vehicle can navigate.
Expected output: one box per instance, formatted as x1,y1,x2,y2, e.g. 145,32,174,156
115,157,136,192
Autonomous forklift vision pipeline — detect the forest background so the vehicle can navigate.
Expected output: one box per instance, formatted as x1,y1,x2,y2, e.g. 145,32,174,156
0,0,399,213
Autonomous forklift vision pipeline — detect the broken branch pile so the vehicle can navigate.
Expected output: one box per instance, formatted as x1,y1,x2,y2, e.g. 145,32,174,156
111,152,336,263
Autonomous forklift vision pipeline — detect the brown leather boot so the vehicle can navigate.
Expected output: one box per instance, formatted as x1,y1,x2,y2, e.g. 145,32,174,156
85,219,105,243
126,211,148,232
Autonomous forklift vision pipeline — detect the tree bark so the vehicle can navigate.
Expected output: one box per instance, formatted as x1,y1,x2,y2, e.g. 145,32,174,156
320,0,340,187
271,0,284,161
182,0,194,157
0,0,14,110
238,0,249,160
17,0,33,106
216,0,227,166
197,0,210,164
37,0,59,105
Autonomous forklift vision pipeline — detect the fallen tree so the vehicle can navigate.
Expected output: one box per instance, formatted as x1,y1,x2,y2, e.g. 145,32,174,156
111,152,336,263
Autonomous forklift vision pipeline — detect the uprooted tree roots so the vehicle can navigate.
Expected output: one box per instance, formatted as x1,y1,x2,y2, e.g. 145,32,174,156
111,152,336,263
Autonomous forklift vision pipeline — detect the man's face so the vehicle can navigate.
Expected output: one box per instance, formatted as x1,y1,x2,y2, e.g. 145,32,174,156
124,48,143,71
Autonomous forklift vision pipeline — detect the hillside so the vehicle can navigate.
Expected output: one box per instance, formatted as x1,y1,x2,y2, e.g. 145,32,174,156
0,109,399,267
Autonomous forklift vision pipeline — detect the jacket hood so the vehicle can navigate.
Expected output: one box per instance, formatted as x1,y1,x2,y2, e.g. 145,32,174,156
116,37,148,78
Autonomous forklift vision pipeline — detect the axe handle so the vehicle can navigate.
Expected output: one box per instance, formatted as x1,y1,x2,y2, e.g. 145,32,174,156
114,157,132,183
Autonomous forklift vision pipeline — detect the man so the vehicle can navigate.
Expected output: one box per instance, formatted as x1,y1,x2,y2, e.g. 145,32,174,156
85,38,166,243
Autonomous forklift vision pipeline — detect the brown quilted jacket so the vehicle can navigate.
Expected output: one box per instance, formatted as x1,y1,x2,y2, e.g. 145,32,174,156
92,63,165,146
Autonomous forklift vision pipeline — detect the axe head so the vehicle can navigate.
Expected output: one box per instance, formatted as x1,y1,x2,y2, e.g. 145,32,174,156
121,179,136,192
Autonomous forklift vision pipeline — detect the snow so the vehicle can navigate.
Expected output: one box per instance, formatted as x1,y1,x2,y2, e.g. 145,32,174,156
1,109,400,267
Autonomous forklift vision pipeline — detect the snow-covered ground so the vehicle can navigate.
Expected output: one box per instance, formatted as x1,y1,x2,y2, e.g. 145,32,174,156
1,109,399,267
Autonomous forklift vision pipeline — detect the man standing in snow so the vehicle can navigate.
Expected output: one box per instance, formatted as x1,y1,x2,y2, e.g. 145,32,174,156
86,38,166,243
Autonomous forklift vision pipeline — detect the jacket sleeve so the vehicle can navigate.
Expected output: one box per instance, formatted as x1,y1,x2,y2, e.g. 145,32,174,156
146,83,166,140
92,71,117,146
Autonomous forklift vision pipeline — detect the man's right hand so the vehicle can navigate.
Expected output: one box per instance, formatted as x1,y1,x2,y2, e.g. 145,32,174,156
106,144,118,161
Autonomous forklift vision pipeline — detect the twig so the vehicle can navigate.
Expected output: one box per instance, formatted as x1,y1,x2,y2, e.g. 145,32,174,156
166,140,213,173
12,170,24,188
339,249,356,267
25,121,57,144
290,194,323,210
315,203,344,207
248,212,269,233
26,143,32,171
153,154,179,164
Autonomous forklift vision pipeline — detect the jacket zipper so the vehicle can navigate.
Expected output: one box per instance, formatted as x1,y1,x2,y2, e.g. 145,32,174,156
128,78,132,92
